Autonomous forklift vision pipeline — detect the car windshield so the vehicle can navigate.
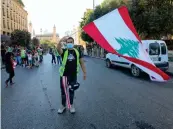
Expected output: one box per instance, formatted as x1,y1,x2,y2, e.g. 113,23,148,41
149,43,160,55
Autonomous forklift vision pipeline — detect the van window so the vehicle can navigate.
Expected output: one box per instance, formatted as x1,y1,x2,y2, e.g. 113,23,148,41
161,43,167,55
149,43,160,55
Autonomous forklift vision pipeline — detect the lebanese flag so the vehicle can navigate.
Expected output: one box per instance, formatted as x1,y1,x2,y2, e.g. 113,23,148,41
83,6,170,82
13,61,17,69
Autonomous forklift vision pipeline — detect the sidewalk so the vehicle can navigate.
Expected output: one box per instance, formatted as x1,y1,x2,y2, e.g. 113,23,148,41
168,51,173,62
168,62,173,76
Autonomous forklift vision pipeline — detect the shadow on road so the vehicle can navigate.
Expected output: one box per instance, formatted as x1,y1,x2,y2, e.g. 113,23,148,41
108,65,173,89
110,65,151,81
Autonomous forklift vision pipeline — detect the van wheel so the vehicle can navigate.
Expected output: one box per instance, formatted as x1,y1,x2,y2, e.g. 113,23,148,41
106,59,112,68
131,65,140,77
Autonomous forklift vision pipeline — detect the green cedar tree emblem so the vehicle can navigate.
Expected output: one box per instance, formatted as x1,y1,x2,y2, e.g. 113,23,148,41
115,38,139,58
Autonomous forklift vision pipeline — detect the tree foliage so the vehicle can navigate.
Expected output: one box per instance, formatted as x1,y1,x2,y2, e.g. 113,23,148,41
130,0,173,39
32,37,40,47
11,29,31,47
80,0,173,42
40,40,56,48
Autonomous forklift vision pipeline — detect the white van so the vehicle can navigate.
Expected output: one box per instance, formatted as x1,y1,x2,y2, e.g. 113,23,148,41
106,40,169,77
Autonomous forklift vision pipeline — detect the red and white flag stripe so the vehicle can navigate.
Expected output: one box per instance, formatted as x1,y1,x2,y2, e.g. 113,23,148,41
83,6,170,82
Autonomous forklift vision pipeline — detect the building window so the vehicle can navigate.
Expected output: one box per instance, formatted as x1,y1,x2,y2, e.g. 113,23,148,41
15,15,17,22
10,10,12,20
3,0,5,4
3,19,6,28
2,6,5,16
7,9,9,18
3,31,6,35
11,23,13,30
19,17,21,25
7,20,10,29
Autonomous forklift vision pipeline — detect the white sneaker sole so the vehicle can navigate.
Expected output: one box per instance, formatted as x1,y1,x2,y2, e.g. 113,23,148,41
58,108,66,114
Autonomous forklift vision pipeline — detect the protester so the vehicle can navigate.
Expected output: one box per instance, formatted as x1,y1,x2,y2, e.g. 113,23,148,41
38,47,43,62
57,37,86,114
15,46,21,66
21,47,26,67
51,47,56,64
55,46,61,65
5,52,15,87
34,50,39,67
40,47,43,61
7,45,13,53
27,52,33,69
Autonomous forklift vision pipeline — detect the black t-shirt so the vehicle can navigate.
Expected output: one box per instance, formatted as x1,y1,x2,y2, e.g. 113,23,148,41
61,49,82,76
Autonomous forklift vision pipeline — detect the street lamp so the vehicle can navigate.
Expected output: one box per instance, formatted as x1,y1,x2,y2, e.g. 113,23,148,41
93,0,95,10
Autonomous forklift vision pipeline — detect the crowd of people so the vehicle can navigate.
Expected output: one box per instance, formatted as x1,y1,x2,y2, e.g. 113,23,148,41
1,44,44,87
1,45,44,68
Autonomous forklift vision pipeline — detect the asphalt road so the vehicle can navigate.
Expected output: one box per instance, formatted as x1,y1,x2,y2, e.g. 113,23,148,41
1,55,173,129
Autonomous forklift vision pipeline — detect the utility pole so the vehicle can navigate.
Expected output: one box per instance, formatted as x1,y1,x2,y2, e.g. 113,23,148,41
40,28,42,41
93,0,95,10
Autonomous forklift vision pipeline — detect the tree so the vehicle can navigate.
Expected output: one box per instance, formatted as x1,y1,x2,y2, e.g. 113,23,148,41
80,0,128,43
129,0,173,39
80,0,173,40
11,30,31,47
80,9,94,43
32,37,40,47
40,40,55,48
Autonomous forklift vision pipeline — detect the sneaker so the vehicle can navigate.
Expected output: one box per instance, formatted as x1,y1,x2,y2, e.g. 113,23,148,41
70,105,76,114
10,82,15,85
58,105,66,114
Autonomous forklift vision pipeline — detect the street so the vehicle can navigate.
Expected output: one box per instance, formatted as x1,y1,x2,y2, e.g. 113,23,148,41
1,55,173,129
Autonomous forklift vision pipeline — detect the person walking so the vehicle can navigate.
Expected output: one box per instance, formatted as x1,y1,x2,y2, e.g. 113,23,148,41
5,52,15,87
15,46,21,66
51,47,56,64
55,46,62,65
38,47,43,62
57,37,86,114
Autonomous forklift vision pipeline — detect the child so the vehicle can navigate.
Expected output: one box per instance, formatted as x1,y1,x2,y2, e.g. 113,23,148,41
27,52,32,68
5,52,15,87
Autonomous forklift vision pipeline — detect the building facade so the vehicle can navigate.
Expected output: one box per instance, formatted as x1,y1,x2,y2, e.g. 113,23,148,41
1,0,28,36
36,25,59,43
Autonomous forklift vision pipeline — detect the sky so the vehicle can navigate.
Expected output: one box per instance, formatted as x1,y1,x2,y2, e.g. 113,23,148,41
23,0,104,37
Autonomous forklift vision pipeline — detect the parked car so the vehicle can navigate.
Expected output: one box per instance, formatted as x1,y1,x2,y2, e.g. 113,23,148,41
106,40,169,77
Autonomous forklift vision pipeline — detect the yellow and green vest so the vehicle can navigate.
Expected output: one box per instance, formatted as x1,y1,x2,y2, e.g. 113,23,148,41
21,49,26,58
59,48,80,77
